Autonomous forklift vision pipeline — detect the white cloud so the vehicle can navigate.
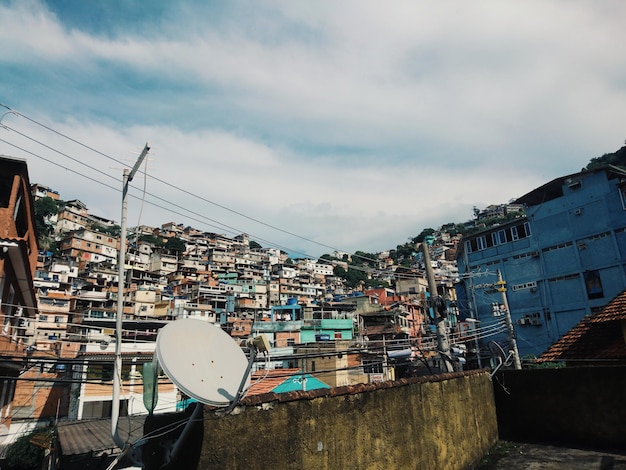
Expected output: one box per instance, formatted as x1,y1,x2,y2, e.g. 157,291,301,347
2,0,626,256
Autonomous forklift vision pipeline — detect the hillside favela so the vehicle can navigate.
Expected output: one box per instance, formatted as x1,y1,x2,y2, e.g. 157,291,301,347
2,145,626,469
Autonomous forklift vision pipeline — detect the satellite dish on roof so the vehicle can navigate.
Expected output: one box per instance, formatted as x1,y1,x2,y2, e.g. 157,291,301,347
108,321,271,469
488,340,513,377
155,319,251,407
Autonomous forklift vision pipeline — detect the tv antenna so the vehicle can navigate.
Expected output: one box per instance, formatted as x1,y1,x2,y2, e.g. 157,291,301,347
488,340,513,377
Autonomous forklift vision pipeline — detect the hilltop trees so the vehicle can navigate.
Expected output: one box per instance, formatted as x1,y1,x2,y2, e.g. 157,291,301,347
584,145,626,171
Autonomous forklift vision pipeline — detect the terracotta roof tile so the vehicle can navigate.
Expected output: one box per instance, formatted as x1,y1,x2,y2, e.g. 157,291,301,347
246,368,301,396
538,289,626,363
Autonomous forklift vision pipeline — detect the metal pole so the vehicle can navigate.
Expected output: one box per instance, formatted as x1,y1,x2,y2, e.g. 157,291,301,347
463,248,482,368
496,269,522,370
421,243,453,372
112,145,149,450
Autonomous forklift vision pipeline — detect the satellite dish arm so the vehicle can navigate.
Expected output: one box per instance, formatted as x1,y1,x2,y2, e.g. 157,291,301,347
167,336,269,466
163,401,204,467
224,347,258,414
224,335,270,413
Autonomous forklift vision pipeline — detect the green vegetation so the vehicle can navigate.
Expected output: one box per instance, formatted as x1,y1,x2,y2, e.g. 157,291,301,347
584,145,626,171
324,251,389,289
4,428,54,470
138,234,165,247
33,197,60,251
521,355,565,369
165,236,186,252
474,441,521,469
89,223,121,237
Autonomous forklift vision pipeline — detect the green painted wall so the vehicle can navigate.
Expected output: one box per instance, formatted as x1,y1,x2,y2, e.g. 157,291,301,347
198,370,497,469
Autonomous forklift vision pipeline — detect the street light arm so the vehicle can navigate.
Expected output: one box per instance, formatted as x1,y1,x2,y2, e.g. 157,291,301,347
128,143,150,183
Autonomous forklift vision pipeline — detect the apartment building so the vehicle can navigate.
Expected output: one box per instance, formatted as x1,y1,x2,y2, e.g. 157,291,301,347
32,289,72,350
59,228,119,265
457,165,626,357
0,155,39,435
55,199,90,234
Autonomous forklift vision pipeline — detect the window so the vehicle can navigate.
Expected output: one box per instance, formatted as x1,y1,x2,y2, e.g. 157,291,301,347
3,285,15,334
362,359,383,374
54,316,64,323
497,230,508,244
584,270,604,300
287,338,295,346
39,315,48,322
476,236,487,250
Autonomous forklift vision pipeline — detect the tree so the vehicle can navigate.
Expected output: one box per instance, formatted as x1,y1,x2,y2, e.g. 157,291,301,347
139,234,165,247
411,228,435,244
4,428,50,470
584,145,626,171
34,197,58,238
89,223,121,237
165,237,186,252
249,240,262,249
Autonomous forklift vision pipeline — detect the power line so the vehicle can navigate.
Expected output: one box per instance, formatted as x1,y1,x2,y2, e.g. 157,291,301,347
0,102,382,266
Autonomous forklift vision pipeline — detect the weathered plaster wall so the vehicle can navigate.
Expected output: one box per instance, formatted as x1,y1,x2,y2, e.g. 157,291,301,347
494,366,626,450
198,370,497,470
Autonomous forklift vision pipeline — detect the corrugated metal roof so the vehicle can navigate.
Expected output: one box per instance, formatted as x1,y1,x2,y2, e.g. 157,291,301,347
57,416,145,456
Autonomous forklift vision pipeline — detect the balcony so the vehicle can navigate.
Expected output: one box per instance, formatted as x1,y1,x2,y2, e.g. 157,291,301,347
252,321,303,333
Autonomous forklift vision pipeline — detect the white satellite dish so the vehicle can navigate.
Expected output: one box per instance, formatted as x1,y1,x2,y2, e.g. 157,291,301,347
155,319,250,407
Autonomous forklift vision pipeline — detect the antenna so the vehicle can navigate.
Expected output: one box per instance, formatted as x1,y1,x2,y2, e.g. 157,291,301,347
488,340,513,377
155,319,251,407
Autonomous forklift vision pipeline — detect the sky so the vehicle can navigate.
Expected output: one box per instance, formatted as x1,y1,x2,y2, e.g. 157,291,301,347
1,0,625,258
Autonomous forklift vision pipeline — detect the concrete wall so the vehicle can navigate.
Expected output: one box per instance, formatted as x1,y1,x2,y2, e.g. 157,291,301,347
198,370,497,470
494,366,626,450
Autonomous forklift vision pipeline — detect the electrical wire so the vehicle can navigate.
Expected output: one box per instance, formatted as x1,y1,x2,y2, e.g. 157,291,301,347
0,102,384,266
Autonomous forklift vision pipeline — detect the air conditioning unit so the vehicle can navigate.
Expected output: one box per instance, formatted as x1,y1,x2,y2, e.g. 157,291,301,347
574,209,583,215
516,318,528,326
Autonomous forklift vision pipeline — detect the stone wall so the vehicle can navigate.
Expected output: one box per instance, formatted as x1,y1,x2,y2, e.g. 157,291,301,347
197,370,497,470
494,366,626,450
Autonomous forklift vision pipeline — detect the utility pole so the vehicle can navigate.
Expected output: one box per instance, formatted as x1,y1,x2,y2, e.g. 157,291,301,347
112,144,150,450
496,269,522,370
421,243,454,373
462,249,482,368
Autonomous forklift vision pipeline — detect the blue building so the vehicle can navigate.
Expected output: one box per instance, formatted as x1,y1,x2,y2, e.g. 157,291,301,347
456,165,626,357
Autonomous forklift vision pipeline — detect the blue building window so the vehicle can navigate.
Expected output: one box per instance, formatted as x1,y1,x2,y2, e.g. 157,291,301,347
584,270,604,299
466,221,532,253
